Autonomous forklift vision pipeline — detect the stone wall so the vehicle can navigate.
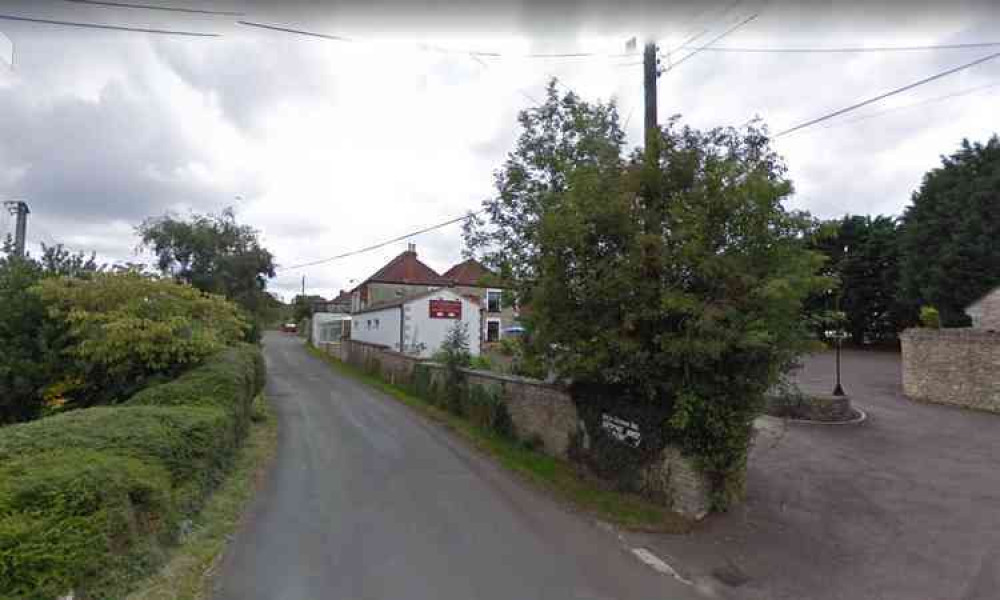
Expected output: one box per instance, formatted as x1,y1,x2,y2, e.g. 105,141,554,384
340,339,422,386
336,339,714,519
901,328,1000,413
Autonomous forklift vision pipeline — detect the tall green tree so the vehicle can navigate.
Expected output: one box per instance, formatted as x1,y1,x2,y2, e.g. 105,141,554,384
899,136,1000,326
137,208,276,321
0,242,100,423
465,83,826,508
808,215,902,344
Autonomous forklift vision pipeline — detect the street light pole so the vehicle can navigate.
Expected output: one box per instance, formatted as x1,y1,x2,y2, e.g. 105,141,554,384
833,335,845,396
832,252,847,396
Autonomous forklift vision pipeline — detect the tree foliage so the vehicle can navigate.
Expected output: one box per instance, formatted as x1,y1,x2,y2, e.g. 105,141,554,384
33,272,248,410
807,215,903,344
465,82,826,507
0,242,101,424
137,208,276,320
899,136,1000,327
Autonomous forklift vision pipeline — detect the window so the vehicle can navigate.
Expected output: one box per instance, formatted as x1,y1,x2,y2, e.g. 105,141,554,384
487,289,502,313
486,319,501,343
367,320,371,330
319,321,343,342
374,318,380,330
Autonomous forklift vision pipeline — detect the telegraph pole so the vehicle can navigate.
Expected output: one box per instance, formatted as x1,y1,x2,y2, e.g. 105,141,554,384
4,201,29,257
643,41,659,160
301,274,306,298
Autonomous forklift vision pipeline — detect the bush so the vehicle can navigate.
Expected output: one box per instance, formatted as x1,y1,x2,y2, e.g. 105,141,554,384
32,272,249,411
0,450,172,599
919,305,941,329
0,345,264,600
465,384,513,438
126,344,262,439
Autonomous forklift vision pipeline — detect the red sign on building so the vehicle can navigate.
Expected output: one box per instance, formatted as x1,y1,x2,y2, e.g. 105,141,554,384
429,299,462,319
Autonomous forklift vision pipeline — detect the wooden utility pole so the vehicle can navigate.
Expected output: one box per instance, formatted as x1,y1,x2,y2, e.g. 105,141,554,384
643,41,659,161
4,200,29,257
301,274,306,298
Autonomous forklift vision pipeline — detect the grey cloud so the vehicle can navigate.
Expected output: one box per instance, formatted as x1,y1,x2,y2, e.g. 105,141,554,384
152,35,338,132
0,79,225,223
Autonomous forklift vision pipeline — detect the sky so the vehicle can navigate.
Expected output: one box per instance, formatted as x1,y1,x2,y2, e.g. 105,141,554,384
0,0,998,301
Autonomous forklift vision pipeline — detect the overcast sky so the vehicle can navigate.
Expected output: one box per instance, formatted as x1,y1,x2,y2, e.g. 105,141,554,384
0,0,998,301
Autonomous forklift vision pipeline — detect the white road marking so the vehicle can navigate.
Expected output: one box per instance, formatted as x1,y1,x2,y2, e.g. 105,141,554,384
631,547,693,585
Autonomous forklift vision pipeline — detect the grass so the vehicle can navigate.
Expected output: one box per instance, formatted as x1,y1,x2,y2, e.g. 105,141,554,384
307,345,692,533
125,393,279,600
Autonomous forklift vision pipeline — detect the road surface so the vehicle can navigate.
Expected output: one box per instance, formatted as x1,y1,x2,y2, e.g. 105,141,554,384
215,332,698,600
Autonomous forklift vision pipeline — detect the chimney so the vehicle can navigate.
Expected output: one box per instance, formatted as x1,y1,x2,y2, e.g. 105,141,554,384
406,242,416,254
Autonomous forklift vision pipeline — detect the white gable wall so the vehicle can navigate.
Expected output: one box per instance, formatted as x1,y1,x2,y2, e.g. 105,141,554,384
402,289,481,358
967,287,1000,331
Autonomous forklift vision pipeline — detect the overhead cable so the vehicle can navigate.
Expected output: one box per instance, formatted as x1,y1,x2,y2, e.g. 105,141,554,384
775,49,1000,137
0,12,220,36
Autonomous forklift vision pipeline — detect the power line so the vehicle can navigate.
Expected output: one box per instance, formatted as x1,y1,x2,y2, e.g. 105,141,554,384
276,210,484,272
681,41,1000,54
237,20,641,60
59,0,244,16
0,13,221,36
799,80,1000,135
775,49,1000,137
619,13,758,68
236,21,355,44
660,14,758,74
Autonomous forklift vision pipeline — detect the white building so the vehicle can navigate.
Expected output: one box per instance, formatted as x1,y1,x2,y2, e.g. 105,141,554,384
311,312,351,345
351,288,481,358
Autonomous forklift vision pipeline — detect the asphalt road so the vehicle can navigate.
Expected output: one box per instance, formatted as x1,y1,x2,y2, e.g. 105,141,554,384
640,350,1000,600
215,332,698,600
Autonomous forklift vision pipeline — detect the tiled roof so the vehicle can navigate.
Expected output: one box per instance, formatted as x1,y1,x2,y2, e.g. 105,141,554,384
365,250,450,286
353,287,453,315
442,258,492,286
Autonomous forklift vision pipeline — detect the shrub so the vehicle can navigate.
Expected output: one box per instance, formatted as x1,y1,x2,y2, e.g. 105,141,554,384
32,272,249,410
469,355,493,371
0,450,172,599
412,364,433,399
0,344,264,600
919,305,941,329
126,344,262,439
465,384,513,438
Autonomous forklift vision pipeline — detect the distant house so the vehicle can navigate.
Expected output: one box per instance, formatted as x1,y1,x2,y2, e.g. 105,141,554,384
326,289,353,314
966,286,1000,331
351,288,481,358
350,243,452,313
442,258,519,346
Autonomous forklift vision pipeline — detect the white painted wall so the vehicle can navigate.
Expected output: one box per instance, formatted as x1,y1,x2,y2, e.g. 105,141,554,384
352,289,482,357
402,289,481,358
351,305,403,350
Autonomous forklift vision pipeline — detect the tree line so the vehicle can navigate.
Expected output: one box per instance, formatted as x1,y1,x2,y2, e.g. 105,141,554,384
807,135,1000,344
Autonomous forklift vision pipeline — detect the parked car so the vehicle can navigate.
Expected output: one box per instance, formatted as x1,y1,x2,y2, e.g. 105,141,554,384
281,323,298,333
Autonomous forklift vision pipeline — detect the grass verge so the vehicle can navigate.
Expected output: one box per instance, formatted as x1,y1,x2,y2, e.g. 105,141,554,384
307,345,691,533
125,393,279,600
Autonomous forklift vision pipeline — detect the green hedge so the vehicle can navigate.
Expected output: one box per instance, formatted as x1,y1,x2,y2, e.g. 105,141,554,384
0,344,265,600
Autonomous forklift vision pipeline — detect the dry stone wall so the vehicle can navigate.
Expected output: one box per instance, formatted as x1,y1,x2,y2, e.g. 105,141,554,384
901,328,1000,413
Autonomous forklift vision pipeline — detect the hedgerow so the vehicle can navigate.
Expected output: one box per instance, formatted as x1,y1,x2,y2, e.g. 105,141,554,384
0,344,265,600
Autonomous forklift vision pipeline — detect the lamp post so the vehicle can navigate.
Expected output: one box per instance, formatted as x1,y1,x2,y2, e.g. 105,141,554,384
828,271,848,396
832,329,847,396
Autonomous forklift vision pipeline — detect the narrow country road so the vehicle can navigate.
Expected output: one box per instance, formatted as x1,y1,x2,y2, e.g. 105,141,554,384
215,332,699,600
